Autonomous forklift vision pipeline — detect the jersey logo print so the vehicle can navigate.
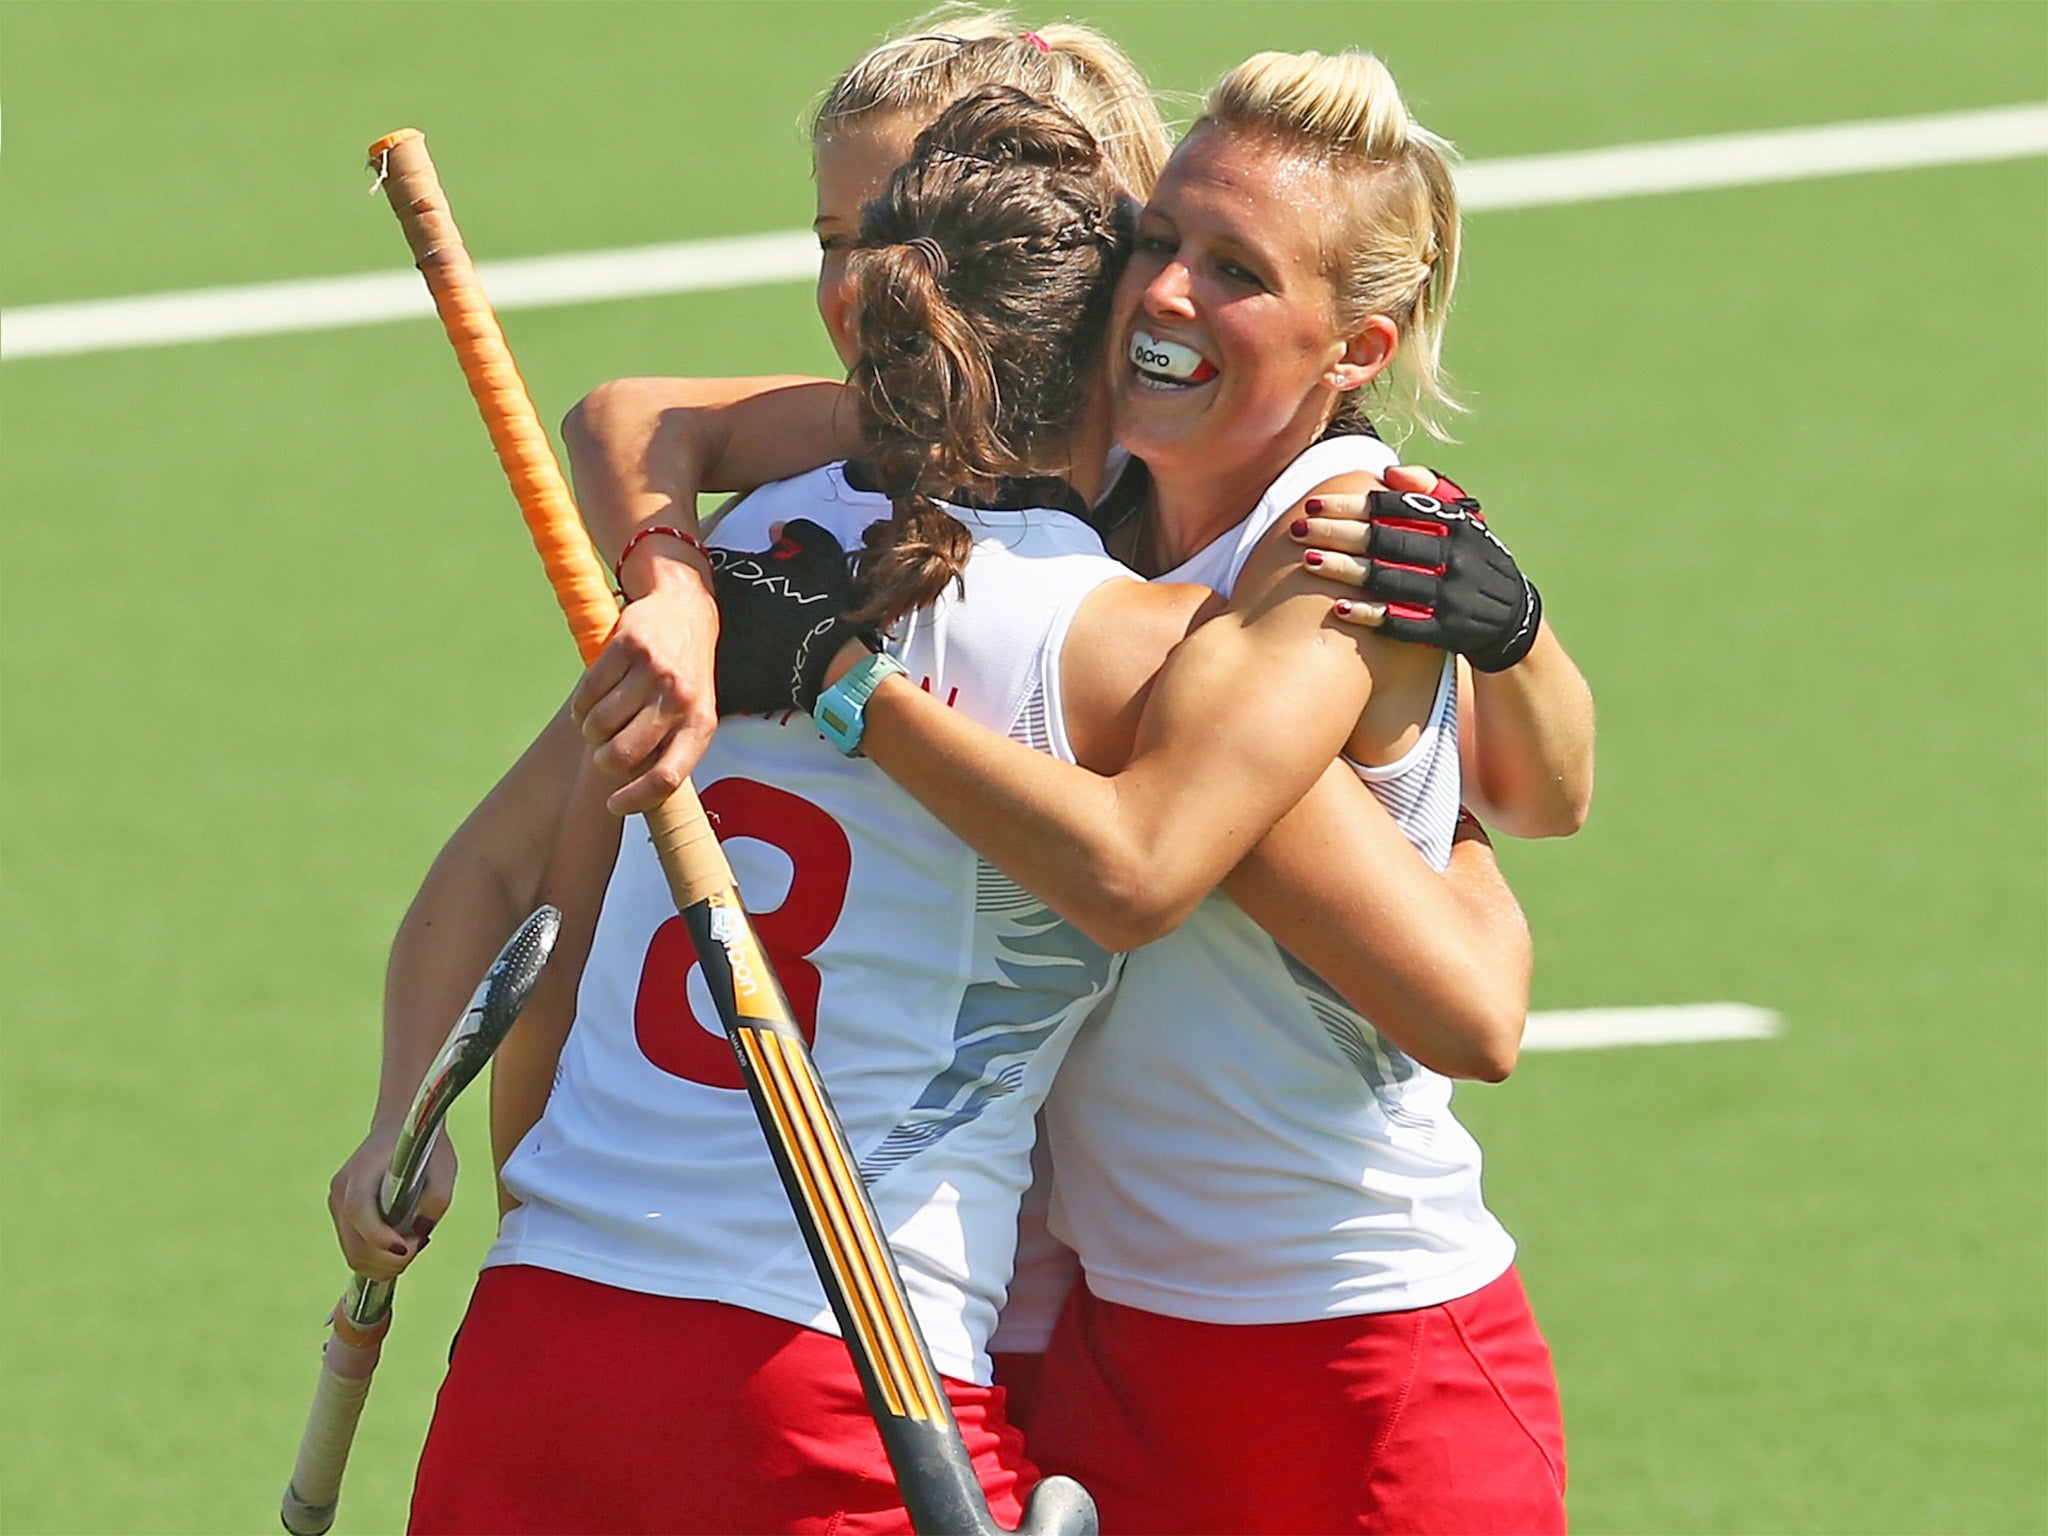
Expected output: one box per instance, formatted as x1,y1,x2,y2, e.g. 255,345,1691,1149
1279,949,1434,1142
861,881,1116,1179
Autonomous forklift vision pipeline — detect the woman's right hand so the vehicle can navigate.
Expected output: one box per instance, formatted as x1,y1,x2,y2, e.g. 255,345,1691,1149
327,1124,452,1282
1292,472,1542,672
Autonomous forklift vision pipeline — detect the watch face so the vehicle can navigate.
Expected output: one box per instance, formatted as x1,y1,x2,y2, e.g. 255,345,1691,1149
816,651,902,756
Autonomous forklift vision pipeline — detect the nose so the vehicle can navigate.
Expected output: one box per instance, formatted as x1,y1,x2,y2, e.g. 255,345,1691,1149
1141,259,1196,321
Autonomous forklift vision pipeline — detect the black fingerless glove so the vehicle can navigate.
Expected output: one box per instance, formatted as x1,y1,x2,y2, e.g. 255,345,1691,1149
1359,479,1541,672
709,519,877,715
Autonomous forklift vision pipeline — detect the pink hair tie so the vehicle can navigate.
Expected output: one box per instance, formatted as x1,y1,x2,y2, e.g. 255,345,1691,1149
1019,30,1051,52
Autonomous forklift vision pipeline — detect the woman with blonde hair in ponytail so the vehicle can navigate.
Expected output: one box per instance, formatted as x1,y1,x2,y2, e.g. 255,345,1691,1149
662,50,1574,1533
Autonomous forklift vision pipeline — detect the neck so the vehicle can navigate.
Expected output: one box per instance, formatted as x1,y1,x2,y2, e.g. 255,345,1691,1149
1136,404,1333,575
1051,378,1117,506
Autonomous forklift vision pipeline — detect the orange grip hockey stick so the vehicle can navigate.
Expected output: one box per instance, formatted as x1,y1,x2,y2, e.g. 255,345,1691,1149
359,130,1094,1536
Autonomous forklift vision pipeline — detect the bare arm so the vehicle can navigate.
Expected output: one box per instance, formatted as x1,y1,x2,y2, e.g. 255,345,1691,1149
563,374,855,564
858,543,1528,1075
855,474,1438,949
487,746,624,1189
561,376,858,813
326,707,587,1279
1459,624,1595,837
1224,772,1530,1080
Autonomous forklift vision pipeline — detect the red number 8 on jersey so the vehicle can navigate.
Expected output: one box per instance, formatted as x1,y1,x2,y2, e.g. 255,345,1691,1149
633,778,852,1089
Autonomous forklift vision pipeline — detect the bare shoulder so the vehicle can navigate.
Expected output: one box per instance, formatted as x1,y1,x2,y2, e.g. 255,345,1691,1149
1232,468,1386,606
1061,579,1212,773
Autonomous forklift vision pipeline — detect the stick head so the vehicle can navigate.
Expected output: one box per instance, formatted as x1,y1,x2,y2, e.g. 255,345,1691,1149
381,904,561,1226
472,903,563,1052
1015,1474,1099,1536
434,902,562,1095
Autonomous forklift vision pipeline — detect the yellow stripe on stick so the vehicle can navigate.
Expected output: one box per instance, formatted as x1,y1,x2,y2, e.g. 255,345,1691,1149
739,1030,941,1422
770,1031,949,1422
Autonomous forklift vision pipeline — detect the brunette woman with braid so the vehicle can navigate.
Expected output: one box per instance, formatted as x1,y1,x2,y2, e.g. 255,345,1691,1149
389,90,1154,1533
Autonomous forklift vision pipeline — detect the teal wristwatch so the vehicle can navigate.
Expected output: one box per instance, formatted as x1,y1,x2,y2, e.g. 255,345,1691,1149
814,650,908,756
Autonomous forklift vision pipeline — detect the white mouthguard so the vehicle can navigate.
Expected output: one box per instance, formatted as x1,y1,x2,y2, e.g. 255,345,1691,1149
1129,331,1218,384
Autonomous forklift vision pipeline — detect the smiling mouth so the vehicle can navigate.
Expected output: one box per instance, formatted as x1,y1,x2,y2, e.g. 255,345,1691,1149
1128,330,1218,389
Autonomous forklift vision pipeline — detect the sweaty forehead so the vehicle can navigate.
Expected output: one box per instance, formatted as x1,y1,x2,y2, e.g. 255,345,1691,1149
1164,126,1328,209
814,113,929,218
1152,125,1338,254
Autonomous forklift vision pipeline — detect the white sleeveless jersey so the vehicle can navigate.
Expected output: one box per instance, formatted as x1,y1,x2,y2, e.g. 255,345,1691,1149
1038,432,1517,1324
1158,433,1396,594
493,464,1134,1383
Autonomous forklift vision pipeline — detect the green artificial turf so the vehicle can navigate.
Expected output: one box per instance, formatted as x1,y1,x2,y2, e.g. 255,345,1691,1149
2,3,2042,1531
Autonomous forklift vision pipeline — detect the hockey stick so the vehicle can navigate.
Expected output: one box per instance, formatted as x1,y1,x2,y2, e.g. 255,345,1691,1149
365,128,1094,1536
281,903,562,1536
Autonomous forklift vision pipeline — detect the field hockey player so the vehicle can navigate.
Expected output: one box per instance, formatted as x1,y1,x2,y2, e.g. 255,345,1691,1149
571,45,1587,1535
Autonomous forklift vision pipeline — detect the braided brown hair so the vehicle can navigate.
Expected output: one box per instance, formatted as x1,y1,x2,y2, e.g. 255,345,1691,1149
843,84,1132,628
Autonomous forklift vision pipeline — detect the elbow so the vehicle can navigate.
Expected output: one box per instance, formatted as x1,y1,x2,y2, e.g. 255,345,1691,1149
1416,985,1528,1082
1463,1028,1521,1083
1433,1011,1531,1081
1552,769,1594,837
561,377,639,460
1488,777,1592,841
1068,860,1203,953
1536,791,1592,840
560,395,592,456
1433,1025,1521,1084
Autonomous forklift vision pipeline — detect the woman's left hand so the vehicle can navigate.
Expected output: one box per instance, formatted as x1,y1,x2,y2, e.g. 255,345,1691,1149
1290,464,1542,672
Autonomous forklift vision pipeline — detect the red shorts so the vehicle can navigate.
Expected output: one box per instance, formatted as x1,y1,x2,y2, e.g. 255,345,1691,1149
989,1351,1048,1434
409,1265,1039,1534
1027,1267,1567,1535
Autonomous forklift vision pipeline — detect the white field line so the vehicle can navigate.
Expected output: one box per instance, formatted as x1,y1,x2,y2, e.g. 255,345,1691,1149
1455,100,2048,209
0,231,821,360
4,102,2042,361
1521,1003,1781,1052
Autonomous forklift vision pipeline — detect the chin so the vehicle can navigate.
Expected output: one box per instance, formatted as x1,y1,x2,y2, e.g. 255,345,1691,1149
1111,384,1203,458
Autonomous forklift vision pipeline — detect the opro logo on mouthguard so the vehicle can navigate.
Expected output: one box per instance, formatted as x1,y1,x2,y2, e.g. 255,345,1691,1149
1129,331,1216,383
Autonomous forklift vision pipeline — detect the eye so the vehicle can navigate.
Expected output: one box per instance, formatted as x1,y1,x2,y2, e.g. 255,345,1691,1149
817,233,852,256
1218,259,1265,288
1136,231,1177,257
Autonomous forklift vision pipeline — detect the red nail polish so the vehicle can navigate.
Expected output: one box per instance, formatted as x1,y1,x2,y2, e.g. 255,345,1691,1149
1304,550,1323,567
1304,499,1323,514
1335,600,1352,616
1289,519,1309,538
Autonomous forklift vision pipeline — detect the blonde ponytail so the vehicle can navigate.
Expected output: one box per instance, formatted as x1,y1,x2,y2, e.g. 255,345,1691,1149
812,5,1170,195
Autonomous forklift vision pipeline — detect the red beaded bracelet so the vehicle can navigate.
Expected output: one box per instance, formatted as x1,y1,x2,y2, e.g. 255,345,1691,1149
612,524,706,594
